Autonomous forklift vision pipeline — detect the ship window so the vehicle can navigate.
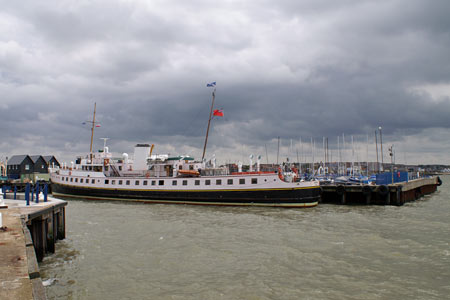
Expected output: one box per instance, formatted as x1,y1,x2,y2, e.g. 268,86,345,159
143,180,148,186
119,180,123,185
251,178,257,184
195,180,200,186
62,177,64,181
216,179,222,185
105,180,109,184
89,166,92,171
70,178,73,182
189,165,194,170
66,177,69,182
239,179,245,184
91,179,95,184
172,180,177,186
80,178,83,183
159,180,164,186
179,165,182,170
151,180,156,186
119,166,122,171
205,180,211,185
227,179,233,185
112,180,115,185
135,180,139,185
182,180,188,186
126,180,130,185
75,178,78,183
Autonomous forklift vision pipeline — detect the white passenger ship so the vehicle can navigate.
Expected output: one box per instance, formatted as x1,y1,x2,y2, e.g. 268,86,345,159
50,96,320,207
50,143,321,207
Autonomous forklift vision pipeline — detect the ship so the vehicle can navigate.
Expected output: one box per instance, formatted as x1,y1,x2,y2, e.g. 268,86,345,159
50,89,321,208
50,143,320,207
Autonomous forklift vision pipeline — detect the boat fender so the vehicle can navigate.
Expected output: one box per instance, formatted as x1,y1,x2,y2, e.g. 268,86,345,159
437,176,442,186
377,185,389,197
336,185,345,196
362,185,372,196
395,185,404,206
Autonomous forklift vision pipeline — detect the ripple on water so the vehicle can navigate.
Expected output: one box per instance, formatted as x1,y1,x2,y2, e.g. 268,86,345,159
41,177,450,299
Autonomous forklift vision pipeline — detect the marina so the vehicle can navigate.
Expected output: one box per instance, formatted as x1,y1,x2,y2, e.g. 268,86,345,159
2,1,450,299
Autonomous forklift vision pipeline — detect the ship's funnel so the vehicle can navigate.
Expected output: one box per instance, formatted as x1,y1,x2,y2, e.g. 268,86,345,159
134,144,151,170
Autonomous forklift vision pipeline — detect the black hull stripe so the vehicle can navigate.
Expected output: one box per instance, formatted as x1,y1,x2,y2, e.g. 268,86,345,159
52,183,320,207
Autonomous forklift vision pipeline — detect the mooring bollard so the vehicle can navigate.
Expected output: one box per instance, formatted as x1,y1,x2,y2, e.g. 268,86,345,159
44,184,48,202
35,182,40,203
25,183,30,206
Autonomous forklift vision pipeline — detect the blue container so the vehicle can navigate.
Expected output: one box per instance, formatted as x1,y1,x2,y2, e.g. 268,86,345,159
376,172,408,185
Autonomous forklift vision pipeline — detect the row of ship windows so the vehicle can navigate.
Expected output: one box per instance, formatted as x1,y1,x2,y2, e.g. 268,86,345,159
61,177,266,186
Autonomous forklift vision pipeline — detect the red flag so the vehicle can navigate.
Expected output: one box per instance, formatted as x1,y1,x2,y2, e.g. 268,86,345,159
96,124,101,127
213,109,224,117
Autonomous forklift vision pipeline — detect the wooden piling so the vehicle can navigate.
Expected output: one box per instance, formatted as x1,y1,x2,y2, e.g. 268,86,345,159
30,219,46,263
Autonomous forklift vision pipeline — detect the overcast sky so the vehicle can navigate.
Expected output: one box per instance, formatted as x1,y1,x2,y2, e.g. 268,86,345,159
1,0,450,165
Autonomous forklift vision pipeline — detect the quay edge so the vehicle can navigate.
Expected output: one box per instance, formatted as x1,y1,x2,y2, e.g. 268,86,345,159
320,176,441,206
0,195,68,300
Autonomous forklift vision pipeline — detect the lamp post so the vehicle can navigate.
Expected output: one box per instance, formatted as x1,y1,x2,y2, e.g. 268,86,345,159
379,126,384,172
389,145,394,183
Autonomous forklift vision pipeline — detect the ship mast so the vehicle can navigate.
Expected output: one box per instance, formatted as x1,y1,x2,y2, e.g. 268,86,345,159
90,102,97,154
202,88,216,160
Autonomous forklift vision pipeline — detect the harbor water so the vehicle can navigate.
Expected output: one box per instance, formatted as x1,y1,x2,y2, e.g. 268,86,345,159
40,176,450,300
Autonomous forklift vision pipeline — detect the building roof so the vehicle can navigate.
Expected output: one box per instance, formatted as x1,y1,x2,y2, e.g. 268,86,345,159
30,155,44,163
7,155,30,165
43,155,59,164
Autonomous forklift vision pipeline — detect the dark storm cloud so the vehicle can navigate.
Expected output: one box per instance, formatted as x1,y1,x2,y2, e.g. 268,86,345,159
1,0,450,164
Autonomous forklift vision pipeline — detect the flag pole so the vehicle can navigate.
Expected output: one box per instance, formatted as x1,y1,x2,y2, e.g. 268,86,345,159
202,88,216,160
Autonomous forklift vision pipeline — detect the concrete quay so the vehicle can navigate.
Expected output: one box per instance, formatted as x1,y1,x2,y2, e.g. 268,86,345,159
321,176,440,205
0,196,67,300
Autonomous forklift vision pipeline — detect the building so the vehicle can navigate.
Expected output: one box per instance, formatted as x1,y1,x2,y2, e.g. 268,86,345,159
30,155,48,173
7,155,34,180
7,154,60,181
43,155,61,168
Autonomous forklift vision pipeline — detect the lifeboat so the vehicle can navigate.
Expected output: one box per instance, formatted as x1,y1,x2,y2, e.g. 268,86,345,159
178,170,200,177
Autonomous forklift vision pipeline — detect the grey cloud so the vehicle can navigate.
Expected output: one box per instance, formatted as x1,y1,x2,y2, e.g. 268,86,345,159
1,0,450,164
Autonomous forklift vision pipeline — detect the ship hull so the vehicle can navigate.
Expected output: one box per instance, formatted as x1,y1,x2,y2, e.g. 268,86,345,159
51,182,320,207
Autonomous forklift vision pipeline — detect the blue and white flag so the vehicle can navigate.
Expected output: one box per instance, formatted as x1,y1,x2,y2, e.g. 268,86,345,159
206,81,216,87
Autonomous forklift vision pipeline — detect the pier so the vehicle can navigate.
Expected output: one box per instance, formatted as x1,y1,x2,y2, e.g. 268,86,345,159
0,193,67,300
321,176,440,205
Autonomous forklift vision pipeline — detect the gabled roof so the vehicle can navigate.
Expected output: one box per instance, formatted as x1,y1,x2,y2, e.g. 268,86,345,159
43,155,59,164
7,155,31,165
30,155,44,163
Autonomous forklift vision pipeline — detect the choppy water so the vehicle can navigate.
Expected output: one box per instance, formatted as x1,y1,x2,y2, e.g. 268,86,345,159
40,176,450,300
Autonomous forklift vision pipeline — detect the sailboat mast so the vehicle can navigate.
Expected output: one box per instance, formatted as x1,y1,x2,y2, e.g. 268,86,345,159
202,88,216,160
89,102,97,155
